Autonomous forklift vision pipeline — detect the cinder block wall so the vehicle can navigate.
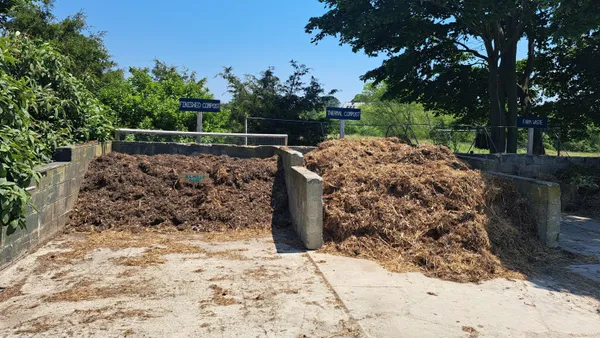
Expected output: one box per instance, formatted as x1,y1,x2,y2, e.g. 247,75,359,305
112,141,316,159
486,172,561,247
0,142,112,270
275,147,323,250
113,141,278,159
457,153,600,178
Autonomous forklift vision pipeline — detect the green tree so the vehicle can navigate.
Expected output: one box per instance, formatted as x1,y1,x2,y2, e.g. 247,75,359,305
4,32,113,151
352,82,454,140
99,60,226,134
535,31,600,144
306,0,598,153
220,61,338,145
2,0,114,90
0,32,113,231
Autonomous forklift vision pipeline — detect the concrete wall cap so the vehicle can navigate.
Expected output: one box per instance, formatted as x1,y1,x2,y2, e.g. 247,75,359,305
485,171,559,187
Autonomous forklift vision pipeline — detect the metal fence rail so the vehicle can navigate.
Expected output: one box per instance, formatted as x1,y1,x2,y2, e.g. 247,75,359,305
115,128,289,146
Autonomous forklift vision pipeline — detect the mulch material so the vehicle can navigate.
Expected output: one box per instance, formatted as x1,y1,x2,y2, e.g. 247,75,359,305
305,138,584,283
67,153,290,232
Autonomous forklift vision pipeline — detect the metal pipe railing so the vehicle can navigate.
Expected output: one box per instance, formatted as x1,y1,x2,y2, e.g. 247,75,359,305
114,128,288,146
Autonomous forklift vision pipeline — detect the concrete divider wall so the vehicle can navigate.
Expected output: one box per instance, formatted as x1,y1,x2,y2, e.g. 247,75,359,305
486,172,561,247
113,141,316,159
457,153,600,178
113,141,278,159
275,148,323,250
0,142,112,270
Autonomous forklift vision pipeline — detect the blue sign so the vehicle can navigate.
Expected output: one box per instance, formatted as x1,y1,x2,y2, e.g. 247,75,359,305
179,98,221,112
326,107,361,121
517,116,548,129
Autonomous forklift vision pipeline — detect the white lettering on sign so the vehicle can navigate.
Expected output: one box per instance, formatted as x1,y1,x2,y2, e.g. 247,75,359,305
180,173,207,184
343,110,360,118
523,119,543,125
181,101,220,110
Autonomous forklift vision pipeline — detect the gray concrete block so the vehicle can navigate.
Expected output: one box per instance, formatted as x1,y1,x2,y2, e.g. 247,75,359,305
66,194,78,211
112,141,279,159
486,172,561,247
54,197,68,219
40,204,54,227
42,185,59,206
1,141,113,269
56,182,67,199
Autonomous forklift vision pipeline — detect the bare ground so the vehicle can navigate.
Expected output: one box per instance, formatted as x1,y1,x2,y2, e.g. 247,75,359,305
0,229,360,337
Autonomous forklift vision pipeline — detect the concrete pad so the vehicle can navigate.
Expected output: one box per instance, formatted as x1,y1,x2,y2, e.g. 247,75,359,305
310,253,600,338
569,265,600,283
0,231,359,337
561,215,600,260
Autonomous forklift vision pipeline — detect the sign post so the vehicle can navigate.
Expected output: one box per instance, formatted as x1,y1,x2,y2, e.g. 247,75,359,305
179,98,221,144
326,107,361,139
517,116,548,155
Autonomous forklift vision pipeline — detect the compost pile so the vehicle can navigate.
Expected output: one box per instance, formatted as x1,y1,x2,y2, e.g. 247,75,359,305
306,138,553,282
67,153,289,232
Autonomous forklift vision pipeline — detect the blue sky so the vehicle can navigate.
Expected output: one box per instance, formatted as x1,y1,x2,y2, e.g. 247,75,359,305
52,0,384,104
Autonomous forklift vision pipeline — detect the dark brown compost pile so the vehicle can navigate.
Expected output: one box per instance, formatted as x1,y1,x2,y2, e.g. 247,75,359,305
305,138,567,282
67,153,290,232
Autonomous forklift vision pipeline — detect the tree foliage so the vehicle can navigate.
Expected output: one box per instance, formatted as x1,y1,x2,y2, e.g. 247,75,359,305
535,31,600,141
220,61,338,145
1,0,114,90
99,60,226,135
306,0,600,153
0,32,113,231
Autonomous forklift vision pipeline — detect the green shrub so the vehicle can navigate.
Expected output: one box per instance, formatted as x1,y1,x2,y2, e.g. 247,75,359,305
0,33,113,231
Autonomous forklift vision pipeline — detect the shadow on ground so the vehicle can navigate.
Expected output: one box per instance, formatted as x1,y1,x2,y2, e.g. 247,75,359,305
270,164,306,254
512,215,600,302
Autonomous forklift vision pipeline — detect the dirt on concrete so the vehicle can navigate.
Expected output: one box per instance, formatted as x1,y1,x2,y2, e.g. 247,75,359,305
0,230,361,337
305,138,592,283
67,153,290,232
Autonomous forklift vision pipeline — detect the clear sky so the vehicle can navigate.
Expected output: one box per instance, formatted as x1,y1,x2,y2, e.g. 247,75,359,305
52,0,383,104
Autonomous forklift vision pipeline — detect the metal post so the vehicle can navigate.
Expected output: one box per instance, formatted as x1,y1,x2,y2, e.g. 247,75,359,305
196,112,203,144
527,128,534,155
244,117,248,146
114,130,120,141
340,120,345,139
284,135,288,146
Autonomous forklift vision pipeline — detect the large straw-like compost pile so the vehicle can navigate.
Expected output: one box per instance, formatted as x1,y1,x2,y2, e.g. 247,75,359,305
305,138,559,282
67,153,290,232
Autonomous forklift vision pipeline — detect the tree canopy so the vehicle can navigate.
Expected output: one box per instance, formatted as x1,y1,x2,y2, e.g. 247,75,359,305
307,0,600,153
98,61,226,134
1,0,114,90
0,32,113,231
220,61,338,145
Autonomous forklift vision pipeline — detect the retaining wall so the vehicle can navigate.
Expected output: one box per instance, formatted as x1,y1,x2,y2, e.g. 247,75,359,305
486,172,561,247
0,142,112,270
113,141,278,159
113,141,316,159
458,153,600,177
275,147,323,250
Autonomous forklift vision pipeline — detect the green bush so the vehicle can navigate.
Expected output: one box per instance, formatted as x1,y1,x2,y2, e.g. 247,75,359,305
0,33,113,231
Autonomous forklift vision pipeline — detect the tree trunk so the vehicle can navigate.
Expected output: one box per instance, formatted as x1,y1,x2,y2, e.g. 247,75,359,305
519,36,544,155
504,41,519,153
488,57,505,153
533,129,545,155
